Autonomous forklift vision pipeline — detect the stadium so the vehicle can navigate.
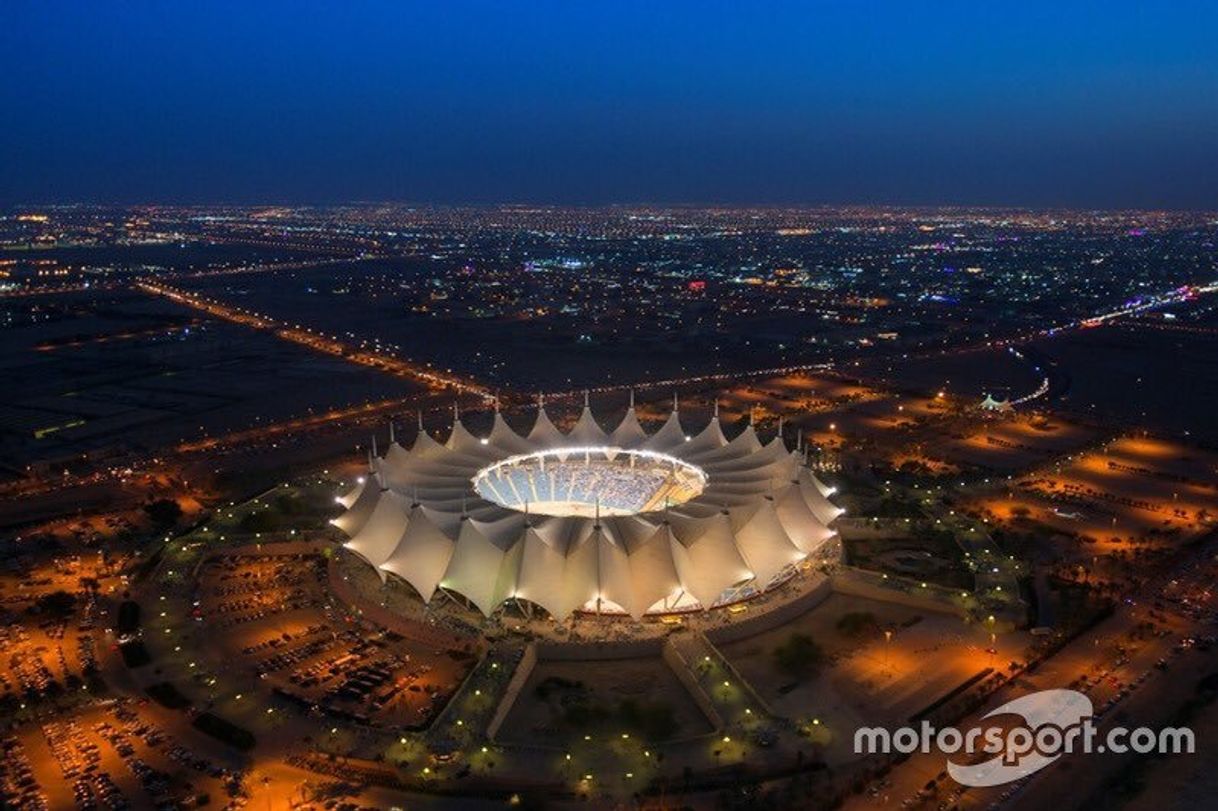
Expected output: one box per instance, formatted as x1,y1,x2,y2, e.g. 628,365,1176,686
332,396,843,620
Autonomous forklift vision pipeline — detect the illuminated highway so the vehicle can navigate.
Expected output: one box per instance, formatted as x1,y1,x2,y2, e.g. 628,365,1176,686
136,280,492,398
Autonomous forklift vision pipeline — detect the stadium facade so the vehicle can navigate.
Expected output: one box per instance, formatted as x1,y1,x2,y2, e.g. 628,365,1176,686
333,397,843,620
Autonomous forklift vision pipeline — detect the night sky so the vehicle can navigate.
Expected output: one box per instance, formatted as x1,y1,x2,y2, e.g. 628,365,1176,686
2,1,1216,208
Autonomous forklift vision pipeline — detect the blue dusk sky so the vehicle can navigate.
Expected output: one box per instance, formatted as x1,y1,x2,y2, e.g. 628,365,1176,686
1,1,1216,208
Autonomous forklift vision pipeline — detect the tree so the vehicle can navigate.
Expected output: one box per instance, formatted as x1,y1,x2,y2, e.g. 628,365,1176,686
275,493,305,516
35,590,77,618
239,510,278,533
774,633,826,678
836,611,880,639
144,498,183,527
619,699,679,741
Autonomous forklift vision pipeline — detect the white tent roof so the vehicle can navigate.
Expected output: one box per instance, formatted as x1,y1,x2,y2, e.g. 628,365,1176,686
514,526,572,618
799,468,844,525
489,412,534,455
595,526,638,616
609,406,648,447
626,523,683,617
379,505,455,602
527,405,564,446
344,490,410,572
721,423,763,455
560,530,602,620
384,441,412,472
331,472,383,536
568,403,609,445
408,427,447,460
732,499,806,584
681,417,728,457
669,512,752,607
774,482,836,555
336,478,366,510
643,409,686,452
446,419,491,455
440,518,513,616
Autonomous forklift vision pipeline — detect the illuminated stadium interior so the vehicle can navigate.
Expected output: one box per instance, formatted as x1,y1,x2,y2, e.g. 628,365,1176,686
471,446,707,518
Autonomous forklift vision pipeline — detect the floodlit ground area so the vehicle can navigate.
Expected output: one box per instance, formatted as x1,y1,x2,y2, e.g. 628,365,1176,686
0,546,125,714
794,393,953,454
717,593,1027,759
193,551,476,729
143,542,477,736
499,658,714,745
7,697,240,810
719,373,887,420
968,435,1218,550
937,415,1100,472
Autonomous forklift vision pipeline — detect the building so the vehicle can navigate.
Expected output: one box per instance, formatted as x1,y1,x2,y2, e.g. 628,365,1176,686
333,396,842,621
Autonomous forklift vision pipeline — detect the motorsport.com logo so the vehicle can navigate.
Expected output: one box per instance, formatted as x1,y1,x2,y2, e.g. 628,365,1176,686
853,689,1194,787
